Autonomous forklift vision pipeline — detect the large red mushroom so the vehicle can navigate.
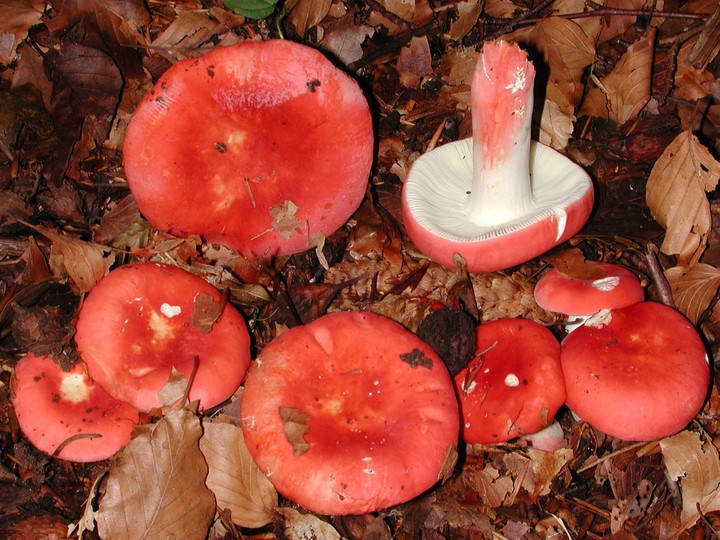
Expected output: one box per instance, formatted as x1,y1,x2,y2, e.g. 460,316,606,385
402,40,593,272
10,353,139,462
561,302,710,441
74,262,251,413
123,39,373,258
240,311,459,515
454,318,565,444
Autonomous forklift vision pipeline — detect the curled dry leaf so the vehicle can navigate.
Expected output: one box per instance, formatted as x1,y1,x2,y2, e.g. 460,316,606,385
0,0,44,64
96,407,215,540
664,263,720,324
660,431,720,530
445,0,482,42
35,226,115,293
646,130,720,265
199,421,278,529
580,28,654,124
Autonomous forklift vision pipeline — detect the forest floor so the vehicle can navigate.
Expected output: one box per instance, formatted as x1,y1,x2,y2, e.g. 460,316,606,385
2,0,720,538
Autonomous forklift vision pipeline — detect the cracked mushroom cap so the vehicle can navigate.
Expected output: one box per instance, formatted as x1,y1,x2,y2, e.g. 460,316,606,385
240,311,460,515
75,262,251,413
454,318,565,444
561,302,710,441
10,354,140,462
123,39,373,258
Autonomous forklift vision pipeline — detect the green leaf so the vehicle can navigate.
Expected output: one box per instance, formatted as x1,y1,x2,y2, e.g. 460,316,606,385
224,0,279,19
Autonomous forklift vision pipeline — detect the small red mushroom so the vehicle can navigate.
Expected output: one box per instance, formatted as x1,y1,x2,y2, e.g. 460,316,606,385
454,318,565,444
534,260,644,331
123,39,373,259
561,302,710,441
10,353,139,462
402,40,593,272
240,311,459,515
74,262,251,413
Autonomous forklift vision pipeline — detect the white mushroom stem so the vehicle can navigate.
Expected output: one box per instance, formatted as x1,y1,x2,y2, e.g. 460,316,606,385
466,41,537,226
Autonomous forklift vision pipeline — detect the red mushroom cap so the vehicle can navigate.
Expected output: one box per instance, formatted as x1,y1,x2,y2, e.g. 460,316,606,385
123,39,373,258
10,354,139,462
534,261,644,316
240,311,459,515
454,318,565,444
75,262,251,413
561,302,710,441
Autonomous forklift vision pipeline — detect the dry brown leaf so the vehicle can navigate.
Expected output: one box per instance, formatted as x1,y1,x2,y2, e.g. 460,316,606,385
646,130,720,265
0,0,43,65
538,98,575,150
288,0,331,37
150,10,223,60
504,448,573,502
580,28,654,124
485,0,522,18
664,263,720,324
321,16,374,65
446,0,482,42
200,421,278,529
279,507,342,539
397,36,433,89
553,0,602,43
462,464,514,508
35,226,115,293
596,0,644,44
97,408,216,539
660,431,720,529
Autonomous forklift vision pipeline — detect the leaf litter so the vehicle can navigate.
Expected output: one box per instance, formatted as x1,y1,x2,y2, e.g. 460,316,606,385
1,0,720,539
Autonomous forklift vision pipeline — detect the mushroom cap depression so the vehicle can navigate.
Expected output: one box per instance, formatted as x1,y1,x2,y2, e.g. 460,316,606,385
561,302,710,441
534,260,644,316
241,311,460,515
11,354,140,462
454,318,565,444
74,262,251,413
123,39,373,258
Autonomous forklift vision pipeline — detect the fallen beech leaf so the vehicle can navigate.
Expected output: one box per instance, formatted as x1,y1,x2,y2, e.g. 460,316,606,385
199,421,278,528
35,226,114,293
664,264,720,324
462,464,514,508
288,0,331,37
580,28,654,124
0,0,43,64
397,36,433,89
269,200,302,240
646,130,720,265
279,406,311,455
279,507,342,540
504,448,573,502
510,17,595,116
660,431,720,529
192,292,223,333
538,98,575,150
446,0,481,42
97,407,215,539
542,248,607,280
321,16,374,65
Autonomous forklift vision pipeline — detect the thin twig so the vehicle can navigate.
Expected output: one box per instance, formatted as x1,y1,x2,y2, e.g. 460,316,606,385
348,21,435,72
485,0,557,40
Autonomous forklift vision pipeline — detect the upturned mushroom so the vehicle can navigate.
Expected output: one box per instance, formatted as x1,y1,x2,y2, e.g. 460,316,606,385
402,40,594,272
10,353,140,462
561,302,710,441
74,262,251,413
123,39,373,259
240,311,459,515
454,318,565,444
